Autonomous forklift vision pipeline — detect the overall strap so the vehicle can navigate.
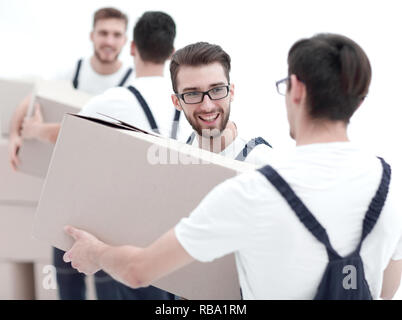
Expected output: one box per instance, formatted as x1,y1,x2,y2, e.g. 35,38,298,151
118,68,133,87
127,86,160,134
355,157,391,252
258,165,341,260
72,59,83,89
170,110,181,140
235,137,272,162
186,132,196,145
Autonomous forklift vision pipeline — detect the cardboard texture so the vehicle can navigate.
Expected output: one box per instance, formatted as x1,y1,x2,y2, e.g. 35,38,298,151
0,78,35,137
34,114,256,300
0,262,35,300
18,81,92,178
0,139,43,203
0,204,51,262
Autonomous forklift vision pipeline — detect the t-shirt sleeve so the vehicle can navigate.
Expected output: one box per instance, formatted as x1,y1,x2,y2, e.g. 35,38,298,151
244,143,273,167
78,88,130,120
175,171,267,262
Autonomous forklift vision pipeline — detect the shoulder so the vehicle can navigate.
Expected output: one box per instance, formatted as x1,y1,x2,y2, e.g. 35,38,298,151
209,169,272,204
242,136,273,167
79,87,135,116
48,57,82,81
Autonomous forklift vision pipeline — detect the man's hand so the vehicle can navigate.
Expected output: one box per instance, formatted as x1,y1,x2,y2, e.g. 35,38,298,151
8,134,22,171
20,103,44,140
63,226,109,275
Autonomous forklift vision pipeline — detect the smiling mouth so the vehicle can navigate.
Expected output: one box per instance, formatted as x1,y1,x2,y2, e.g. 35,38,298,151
101,47,115,54
198,113,219,123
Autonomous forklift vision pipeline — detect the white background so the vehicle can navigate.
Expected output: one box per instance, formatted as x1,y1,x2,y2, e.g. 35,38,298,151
0,0,401,299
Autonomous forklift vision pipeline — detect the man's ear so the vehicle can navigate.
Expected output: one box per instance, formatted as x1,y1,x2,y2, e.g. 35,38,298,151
289,74,306,106
229,83,235,103
90,31,94,43
130,42,136,57
171,94,182,111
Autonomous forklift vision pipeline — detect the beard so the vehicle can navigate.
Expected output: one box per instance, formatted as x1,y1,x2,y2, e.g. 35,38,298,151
183,103,231,139
94,47,120,64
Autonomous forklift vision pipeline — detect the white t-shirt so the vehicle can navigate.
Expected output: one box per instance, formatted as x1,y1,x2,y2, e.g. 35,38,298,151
79,76,191,139
175,142,402,299
53,57,134,95
187,132,272,166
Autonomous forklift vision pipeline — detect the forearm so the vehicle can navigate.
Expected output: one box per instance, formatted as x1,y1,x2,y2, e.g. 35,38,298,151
98,244,150,288
9,95,30,137
38,123,61,144
97,229,194,289
381,259,402,300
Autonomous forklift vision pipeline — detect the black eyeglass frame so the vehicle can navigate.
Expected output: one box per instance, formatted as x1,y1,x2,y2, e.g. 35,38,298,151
176,85,231,105
275,77,290,96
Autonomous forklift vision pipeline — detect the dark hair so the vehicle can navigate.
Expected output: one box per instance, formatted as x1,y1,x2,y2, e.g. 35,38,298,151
170,42,231,93
93,7,128,29
133,11,176,64
288,33,371,122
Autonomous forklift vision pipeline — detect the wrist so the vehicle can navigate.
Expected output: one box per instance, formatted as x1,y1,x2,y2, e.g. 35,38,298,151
10,132,21,140
94,242,111,270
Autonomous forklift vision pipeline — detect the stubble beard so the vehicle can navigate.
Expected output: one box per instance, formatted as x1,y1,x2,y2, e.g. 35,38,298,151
185,103,231,140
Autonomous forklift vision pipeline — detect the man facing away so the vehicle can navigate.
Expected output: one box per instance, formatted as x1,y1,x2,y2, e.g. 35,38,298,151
64,33,402,299
79,11,189,142
77,11,183,300
8,7,133,171
170,42,272,165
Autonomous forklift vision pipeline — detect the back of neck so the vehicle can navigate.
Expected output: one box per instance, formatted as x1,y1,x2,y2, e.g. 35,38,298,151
135,61,165,78
295,120,349,146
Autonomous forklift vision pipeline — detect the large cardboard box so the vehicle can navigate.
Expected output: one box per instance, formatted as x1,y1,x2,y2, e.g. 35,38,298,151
34,114,257,300
18,81,92,178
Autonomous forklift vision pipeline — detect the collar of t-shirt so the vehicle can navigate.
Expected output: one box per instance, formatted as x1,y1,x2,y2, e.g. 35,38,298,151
190,132,248,160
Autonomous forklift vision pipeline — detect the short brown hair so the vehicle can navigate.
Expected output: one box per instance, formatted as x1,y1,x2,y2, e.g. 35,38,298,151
170,42,231,93
93,7,128,29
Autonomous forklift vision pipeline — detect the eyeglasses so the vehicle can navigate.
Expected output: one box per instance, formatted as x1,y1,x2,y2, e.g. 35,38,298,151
276,77,289,96
176,85,230,104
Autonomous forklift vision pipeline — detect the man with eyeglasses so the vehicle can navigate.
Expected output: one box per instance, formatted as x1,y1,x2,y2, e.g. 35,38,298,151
170,42,272,165
63,34,401,300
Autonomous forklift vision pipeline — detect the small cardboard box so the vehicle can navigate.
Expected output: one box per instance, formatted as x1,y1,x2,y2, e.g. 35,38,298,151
34,114,257,300
0,78,35,137
0,139,43,203
18,81,92,178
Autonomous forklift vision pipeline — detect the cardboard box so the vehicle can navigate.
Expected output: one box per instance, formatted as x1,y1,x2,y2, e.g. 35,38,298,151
18,81,92,178
0,78,35,137
0,204,51,262
0,262,35,300
34,114,257,300
0,139,43,203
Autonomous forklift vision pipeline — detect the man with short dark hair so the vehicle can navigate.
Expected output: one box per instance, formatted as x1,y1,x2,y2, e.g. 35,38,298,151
64,34,402,299
79,11,187,141
171,42,272,164
77,11,183,300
